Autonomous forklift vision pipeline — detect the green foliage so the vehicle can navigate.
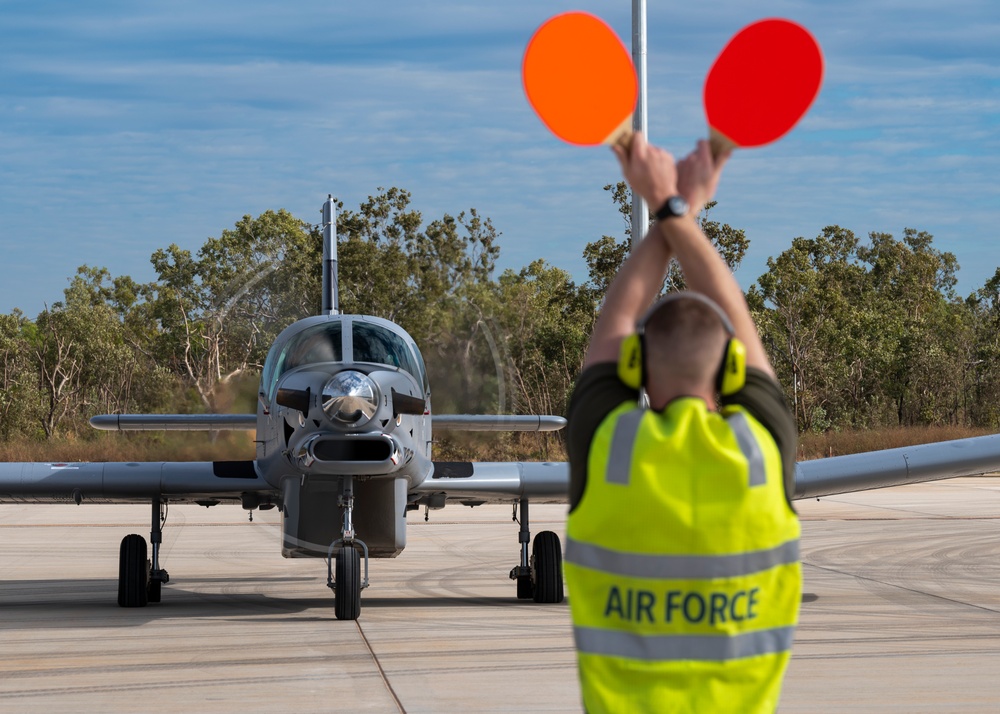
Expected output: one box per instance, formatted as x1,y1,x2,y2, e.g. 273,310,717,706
2,185,999,449
755,226,976,431
0,311,41,439
583,185,749,297
493,260,592,417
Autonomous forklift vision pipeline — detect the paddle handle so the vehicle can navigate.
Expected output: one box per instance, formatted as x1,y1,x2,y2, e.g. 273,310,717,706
709,128,737,160
605,115,634,151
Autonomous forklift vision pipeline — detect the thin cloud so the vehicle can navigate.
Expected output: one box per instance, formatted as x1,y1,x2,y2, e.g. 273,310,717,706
0,0,997,315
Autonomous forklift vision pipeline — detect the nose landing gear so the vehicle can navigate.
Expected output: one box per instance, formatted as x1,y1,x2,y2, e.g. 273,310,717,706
326,476,369,620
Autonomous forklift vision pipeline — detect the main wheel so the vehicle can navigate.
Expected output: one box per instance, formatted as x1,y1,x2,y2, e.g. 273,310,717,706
531,531,564,604
118,534,149,608
334,546,362,621
147,578,161,603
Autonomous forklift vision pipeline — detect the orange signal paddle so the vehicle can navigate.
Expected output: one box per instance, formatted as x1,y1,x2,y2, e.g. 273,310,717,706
704,19,824,157
522,12,638,147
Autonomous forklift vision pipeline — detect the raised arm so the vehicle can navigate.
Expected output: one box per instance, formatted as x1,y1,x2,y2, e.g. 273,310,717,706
583,136,677,368
615,137,774,379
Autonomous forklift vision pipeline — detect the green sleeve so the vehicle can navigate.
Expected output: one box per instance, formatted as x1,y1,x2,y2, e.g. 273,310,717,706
721,367,798,505
565,363,638,512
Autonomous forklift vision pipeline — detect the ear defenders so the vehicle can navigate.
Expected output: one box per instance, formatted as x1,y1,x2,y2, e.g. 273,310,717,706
617,292,746,396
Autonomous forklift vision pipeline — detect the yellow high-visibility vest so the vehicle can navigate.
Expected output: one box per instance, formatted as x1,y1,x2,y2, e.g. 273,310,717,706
565,398,801,714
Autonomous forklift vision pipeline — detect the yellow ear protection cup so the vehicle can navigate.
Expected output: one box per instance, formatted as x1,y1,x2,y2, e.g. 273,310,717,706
617,292,746,396
617,332,644,390
717,336,747,396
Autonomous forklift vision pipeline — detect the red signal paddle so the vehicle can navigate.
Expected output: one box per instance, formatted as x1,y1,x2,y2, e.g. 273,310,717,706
704,18,824,157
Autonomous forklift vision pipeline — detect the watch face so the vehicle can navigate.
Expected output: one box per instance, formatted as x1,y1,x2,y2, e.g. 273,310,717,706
655,195,689,220
667,196,688,216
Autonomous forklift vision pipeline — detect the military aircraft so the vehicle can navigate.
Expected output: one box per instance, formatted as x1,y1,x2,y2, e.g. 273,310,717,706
4,195,1000,620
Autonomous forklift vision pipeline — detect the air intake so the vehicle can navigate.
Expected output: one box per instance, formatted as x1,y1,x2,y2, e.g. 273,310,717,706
312,435,393,463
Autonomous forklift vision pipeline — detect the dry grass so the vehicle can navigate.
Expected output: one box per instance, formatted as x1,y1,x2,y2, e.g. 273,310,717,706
0,431,255,463
798,425,996,461
0,429,561,464
2,425,994,464
428,431,567,462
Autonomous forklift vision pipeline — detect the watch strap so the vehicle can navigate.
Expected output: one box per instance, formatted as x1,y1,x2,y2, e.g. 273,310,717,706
654,195,689,220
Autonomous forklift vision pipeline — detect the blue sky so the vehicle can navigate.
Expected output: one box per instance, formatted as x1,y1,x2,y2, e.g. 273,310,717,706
1,1,997,316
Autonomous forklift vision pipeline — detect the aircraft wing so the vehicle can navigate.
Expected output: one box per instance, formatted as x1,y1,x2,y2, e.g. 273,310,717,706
419,433,1000,506
0,460,272,504
432,415,566,431
89,414,256,431
416,462,568,504
88,413,567,432
794,433,1000,499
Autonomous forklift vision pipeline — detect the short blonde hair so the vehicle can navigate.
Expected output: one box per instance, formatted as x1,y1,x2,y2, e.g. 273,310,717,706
642,295,730,390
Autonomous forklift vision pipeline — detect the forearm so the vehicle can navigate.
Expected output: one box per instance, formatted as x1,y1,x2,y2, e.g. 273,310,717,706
584,230,672,367
659,216,774,378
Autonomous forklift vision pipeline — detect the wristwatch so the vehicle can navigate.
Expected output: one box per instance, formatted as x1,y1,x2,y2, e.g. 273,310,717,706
654,195,689,220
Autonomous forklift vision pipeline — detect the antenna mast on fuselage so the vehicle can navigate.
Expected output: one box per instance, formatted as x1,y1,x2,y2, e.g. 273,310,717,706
322,194,339,315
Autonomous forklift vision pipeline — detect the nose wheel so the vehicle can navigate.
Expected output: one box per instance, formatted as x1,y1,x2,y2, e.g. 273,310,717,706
332,545,362,620
326,476,369,620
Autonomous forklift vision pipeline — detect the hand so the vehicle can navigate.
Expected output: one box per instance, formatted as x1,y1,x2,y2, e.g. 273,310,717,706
612,132,678,210
676,139,731,216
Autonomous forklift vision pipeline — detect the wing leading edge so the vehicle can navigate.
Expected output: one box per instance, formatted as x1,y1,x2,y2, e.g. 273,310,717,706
421,432,1000,505
794,433,1000,499
0,461,271,504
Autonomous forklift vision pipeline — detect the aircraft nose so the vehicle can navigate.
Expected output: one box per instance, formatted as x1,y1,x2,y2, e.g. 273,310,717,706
323,371,379,428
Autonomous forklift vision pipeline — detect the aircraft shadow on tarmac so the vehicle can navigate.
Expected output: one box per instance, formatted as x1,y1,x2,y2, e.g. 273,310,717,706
0,577,570,628
1,577,815,629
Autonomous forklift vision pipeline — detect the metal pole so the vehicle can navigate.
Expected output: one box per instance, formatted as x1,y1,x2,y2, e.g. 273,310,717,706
630,0,649,249
322,195,339,315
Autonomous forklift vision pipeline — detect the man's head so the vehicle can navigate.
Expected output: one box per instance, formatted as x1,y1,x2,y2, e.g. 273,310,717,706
620,292,743,409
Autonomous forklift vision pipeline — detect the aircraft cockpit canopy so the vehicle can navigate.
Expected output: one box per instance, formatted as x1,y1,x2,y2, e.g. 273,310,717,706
352,321,420,377
262,318,428,400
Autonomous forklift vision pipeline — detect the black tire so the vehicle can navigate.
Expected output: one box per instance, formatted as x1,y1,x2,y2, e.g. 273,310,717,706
334,546,362,620
118,534,149,608
516,574,534,600
531,531,564,604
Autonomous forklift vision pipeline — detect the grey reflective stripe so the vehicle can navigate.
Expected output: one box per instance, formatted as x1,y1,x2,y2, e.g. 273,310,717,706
727,411,766,487
574,625,796,662
565,537,799,580
606,409,645,485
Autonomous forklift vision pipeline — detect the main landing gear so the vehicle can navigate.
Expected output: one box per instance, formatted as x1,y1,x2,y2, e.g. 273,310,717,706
118,498,170,608
509,498,564,604
326,476,369,621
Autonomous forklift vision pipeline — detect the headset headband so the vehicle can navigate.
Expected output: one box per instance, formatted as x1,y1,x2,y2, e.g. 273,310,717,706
636,291,736,337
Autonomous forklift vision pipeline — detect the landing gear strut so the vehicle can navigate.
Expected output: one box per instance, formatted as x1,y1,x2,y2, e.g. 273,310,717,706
508,498,564,603
148,498,170,602
118,498,169,607
326,476,369,620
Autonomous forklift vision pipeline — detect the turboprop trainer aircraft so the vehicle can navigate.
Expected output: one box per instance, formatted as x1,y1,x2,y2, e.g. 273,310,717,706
4,195,1000,620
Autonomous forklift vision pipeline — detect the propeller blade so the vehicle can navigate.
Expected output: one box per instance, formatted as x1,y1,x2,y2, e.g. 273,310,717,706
276,387,311,413
391,389,426,416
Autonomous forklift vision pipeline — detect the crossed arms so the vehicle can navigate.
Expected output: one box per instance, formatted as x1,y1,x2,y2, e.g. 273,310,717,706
583,134,774,382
